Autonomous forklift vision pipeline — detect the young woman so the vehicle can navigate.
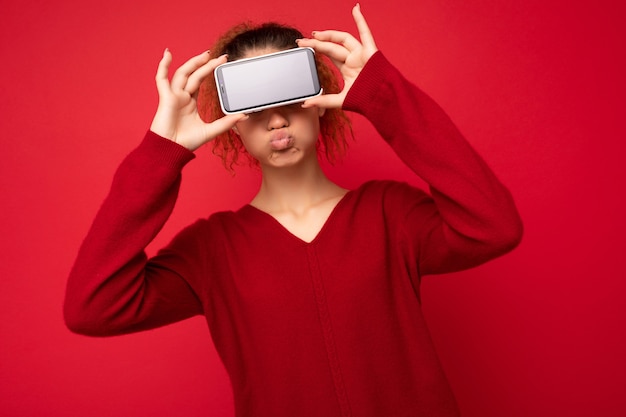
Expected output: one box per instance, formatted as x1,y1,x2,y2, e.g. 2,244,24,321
64,5,523,417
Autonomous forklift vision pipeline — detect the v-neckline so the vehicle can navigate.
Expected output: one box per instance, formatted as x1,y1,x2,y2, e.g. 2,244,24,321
242,189,354,245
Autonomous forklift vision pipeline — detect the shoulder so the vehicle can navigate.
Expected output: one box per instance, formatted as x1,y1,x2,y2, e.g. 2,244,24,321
173,205,263,239
171,208,243,238
162,209,250,256
202,205,265,236
344,180,433,222
352,180,431,205
338,180,437,247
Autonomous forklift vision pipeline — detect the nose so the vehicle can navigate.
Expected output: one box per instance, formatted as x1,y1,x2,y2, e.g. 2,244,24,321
266,108,289,130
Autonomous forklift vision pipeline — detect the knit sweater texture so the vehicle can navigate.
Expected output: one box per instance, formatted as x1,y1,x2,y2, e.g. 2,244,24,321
65,52,523,417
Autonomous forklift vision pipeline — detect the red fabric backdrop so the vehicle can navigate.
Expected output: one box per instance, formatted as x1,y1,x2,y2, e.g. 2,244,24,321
1,0,624,416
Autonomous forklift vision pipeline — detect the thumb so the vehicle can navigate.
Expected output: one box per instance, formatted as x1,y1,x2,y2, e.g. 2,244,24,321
204,113,249,138
302,93,344,110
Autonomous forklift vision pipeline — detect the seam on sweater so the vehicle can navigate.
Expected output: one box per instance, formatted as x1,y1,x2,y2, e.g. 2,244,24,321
306,246,352,417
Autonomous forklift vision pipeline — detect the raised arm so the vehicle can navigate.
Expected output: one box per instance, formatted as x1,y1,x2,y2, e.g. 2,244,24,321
64,51,245,336
300,5,522,274
354,53,523,272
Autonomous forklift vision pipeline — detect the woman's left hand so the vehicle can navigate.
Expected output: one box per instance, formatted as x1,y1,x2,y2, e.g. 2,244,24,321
297,3,378,109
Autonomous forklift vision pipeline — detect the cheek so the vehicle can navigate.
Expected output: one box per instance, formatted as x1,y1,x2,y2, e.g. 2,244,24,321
294,109,322,129
234,121,259,142
235,127,263,155
304,116,322,138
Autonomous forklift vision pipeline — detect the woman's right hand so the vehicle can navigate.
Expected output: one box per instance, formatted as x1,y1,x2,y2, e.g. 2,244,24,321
149,49,248,151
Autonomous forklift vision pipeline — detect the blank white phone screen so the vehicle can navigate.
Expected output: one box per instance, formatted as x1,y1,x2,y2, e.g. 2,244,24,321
221,50,316,112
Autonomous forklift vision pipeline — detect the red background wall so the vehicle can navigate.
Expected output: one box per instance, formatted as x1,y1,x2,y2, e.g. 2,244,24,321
1,1,625,416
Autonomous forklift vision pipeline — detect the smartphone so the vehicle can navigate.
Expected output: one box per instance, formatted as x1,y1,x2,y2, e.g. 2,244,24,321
214,47,322,114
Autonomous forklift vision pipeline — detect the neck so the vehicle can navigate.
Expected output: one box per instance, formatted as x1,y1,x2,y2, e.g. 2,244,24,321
251,156,344,215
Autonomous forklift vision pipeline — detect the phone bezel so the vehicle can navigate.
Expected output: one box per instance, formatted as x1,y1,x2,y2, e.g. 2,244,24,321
214,47,323,115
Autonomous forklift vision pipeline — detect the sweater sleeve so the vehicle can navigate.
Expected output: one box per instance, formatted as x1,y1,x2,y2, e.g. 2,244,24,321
63,131,204,336
343,52,523,275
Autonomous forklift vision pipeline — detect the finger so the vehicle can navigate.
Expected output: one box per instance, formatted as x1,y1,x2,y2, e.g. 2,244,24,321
301,93,344,110
206,113,249,137
170,50,212,92
185,54,228,95
311,30,362,52
297,38,350,64
352,4,377,50
155,48,173,96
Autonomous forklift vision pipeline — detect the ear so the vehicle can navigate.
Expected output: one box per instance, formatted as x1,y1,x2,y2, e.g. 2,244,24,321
318,107,326,117
232,125,240,136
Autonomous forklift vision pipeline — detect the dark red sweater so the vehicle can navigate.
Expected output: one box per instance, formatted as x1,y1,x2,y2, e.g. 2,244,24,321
65,52,523,417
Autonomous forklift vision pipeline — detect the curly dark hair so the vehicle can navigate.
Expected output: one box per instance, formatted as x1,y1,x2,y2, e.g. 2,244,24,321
198,22,352,171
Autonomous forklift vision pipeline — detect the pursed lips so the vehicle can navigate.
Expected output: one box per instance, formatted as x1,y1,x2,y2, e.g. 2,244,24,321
269,131,294,151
